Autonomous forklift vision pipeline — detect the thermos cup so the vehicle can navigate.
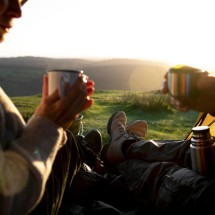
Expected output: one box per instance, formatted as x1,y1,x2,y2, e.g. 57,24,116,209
167,65,203,98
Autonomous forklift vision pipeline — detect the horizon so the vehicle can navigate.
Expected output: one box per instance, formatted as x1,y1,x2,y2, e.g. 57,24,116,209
0,57,168,97
1,56,215,75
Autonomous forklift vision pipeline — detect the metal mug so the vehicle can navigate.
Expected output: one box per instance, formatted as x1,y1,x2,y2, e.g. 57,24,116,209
47,69,85,97
167,65,203,98
68,114,84,136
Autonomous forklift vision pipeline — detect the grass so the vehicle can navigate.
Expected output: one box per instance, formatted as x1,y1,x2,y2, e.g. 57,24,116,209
11,90,199,145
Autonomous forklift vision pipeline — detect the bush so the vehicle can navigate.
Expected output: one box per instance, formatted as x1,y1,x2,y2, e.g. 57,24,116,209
113,91,173,112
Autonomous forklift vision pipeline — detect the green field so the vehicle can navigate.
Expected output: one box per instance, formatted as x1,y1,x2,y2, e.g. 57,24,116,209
11,90,199,145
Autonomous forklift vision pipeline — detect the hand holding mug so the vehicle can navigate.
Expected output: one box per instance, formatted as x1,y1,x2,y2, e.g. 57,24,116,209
35,70,95,130
161,65,215,113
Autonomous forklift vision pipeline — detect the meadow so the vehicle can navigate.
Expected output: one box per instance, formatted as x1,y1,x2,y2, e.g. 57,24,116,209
11,90,199,144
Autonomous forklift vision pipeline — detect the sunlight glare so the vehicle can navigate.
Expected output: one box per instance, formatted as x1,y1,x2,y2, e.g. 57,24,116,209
1,0,215,73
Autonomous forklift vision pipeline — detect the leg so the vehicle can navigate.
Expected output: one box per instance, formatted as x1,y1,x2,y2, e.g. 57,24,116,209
29,130,83,215
115,159,215,214
101,111,191,168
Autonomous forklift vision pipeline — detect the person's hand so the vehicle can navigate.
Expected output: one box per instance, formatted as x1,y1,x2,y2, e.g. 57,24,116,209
35,73,95,130
160,72,188,111
161,71,215,113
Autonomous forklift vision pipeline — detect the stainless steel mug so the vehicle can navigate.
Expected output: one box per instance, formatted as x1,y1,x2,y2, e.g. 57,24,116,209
68,114,84,136
47,69,85,97
167,65,203,98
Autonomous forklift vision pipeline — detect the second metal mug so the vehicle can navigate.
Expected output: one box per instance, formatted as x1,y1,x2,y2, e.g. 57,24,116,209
167,65,203,98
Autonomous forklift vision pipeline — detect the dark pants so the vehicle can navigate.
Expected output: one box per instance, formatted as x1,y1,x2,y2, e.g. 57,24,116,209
29,131,83,215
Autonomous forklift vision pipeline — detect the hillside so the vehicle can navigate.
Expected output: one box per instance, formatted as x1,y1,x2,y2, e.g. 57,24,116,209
0,57,170,96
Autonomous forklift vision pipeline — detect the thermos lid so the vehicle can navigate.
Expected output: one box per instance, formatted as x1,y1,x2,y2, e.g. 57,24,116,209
192,125,210,133
191,126,212,145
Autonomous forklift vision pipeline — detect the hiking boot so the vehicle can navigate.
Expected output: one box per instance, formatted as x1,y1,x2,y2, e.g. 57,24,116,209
82,129,102,155
101,111,136,165
126,120,148,139
76,134,85,143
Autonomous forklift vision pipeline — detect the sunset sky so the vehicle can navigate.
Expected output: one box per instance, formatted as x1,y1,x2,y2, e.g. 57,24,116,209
1,0,215,72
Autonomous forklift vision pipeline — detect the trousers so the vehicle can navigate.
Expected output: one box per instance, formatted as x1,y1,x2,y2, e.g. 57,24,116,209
29,131,83,215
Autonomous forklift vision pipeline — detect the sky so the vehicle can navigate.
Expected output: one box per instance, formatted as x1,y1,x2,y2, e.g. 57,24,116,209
1,0,215,72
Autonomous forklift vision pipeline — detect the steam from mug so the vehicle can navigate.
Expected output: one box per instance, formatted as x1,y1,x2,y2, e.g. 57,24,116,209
47,69,84,97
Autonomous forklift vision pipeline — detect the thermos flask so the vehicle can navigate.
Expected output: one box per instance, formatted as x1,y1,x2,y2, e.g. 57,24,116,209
190,125,215,177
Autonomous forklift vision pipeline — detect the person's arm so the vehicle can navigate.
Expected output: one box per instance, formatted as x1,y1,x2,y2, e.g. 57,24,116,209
0,73,95,214
0,86,66,214
0,116,66,215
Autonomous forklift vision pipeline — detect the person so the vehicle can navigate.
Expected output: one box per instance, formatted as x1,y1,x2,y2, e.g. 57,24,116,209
161,69,215,113
66,69,215,214
81,110,214,215
0,0,95,215
96,70,215,214
64,115,149,215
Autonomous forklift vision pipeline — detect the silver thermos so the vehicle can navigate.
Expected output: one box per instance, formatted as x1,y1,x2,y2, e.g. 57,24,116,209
190,125,215,177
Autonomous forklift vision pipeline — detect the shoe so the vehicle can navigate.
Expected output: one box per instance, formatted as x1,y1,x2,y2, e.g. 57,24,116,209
126,120,148,139
76,134,85,143
82,129,102,155
101,111,135,165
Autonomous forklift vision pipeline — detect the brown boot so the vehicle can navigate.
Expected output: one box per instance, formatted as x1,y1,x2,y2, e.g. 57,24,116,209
101,111,135,165
126,120,148,139
82,129,102,155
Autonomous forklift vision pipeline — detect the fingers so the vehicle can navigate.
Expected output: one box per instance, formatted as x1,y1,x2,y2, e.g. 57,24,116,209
66,76,94,99
83,77,95,96
41,74,48,100
57,75,94,115
59,75,91,98
86,81,95,96
86,79,95,86
45,89,61,105
57,97,92,128
36,72,95,130
87,87,94,97
170,97,189,112
83,97,94,110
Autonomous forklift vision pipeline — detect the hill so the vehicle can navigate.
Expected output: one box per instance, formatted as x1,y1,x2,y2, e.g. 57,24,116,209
0,57,170,96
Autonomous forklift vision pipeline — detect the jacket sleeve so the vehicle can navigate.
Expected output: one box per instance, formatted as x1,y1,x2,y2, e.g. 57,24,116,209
0,115,67,215
0,88,67,215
